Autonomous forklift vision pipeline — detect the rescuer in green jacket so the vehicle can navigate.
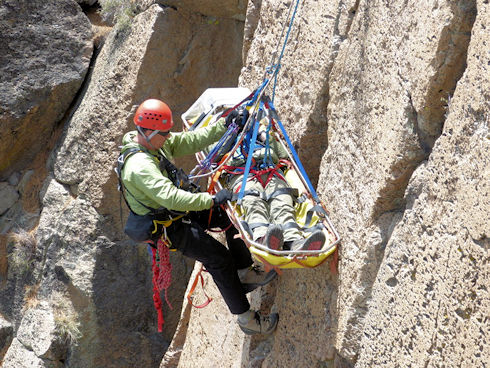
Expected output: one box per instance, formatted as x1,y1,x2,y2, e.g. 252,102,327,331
118,99,278,335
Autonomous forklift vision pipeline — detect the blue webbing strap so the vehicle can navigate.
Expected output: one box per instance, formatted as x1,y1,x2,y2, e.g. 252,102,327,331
267,99,320,203
268,0,301,102
237,103,263,205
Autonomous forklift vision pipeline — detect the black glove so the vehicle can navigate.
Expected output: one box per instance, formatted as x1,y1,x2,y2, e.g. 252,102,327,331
213,189,232,207
225,107,249,129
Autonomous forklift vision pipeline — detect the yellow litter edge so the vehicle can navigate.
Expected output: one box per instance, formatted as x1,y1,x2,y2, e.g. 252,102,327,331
249,241,337,269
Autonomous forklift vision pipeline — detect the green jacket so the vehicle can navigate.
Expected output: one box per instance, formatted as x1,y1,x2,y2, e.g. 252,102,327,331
120,120,226,215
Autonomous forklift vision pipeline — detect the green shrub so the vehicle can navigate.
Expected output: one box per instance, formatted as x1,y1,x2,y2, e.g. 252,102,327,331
99,0,137,32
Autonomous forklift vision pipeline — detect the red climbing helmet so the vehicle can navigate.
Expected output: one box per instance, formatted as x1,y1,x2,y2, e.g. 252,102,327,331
133,99,174,131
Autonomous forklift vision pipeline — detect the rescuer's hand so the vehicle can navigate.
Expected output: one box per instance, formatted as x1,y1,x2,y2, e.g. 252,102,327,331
213,189,232,207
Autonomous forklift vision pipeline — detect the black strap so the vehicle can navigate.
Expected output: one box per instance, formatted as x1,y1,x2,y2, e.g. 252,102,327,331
158,153,200,193
116,147,173,217
280,221,301,231
248,222,270,230
267,187,299,201
301,223,324,233
240,221,254,238
303,204,327,229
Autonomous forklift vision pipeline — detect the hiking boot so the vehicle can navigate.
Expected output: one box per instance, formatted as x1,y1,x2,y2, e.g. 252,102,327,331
238,264,277,293
264,224,284,250
286,231,325,251
300,231,326,251
238,311,279,335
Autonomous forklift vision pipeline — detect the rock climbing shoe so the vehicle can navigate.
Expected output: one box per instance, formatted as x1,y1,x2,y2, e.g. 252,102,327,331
238,264,277,293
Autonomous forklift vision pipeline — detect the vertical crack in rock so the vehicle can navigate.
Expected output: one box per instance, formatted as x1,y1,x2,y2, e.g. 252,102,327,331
243,0,263,64
344,0,361,36
298,0,360,186
51,10,106,188
417,1,477,148
298,88,330,187
372,89,428,220
173,15,195,82
372,0,477,222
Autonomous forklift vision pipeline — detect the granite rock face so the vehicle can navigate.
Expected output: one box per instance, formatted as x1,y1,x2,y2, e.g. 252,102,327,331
0,0,92,180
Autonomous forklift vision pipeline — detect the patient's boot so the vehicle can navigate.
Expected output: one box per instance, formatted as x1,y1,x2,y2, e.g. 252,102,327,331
263,224,284,250
302,231,325,250
287,231,325,251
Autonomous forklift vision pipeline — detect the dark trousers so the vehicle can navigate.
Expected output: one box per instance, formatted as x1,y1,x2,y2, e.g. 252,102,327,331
166,208,252,314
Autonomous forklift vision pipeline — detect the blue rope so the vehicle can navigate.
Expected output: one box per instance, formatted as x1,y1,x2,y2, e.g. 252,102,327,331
237,103,263,205
267,100,320,203
267,0,301,102
200,124,238,169
262,119,273,168
247,79,269,107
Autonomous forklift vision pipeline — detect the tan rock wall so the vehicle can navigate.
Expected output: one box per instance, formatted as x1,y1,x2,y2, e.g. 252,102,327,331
355,0,489,365
321,0,482,364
